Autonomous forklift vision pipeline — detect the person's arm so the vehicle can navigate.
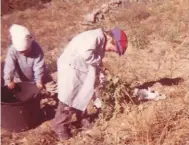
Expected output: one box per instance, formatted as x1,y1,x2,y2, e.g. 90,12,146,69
33,43,45,87
80,36,107,88
3,46,16,87
80,37,102,68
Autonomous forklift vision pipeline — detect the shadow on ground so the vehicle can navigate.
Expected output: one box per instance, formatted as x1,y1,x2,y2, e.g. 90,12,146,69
136,77,184,89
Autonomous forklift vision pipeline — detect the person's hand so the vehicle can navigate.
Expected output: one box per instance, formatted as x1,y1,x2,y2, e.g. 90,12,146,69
99,72,106,85
36,82,43,89
8,81,16,89
45,81,58,93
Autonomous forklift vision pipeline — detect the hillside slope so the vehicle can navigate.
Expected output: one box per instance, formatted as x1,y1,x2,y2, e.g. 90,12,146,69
1,0,189,144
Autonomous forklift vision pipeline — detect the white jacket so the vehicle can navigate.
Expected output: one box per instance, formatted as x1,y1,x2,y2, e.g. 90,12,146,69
57,29,106,111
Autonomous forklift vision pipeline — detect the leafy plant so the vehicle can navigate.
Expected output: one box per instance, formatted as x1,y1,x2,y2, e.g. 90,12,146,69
99,71,134,121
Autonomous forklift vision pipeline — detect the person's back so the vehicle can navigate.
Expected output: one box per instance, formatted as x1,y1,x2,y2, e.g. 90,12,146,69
58,28,105,67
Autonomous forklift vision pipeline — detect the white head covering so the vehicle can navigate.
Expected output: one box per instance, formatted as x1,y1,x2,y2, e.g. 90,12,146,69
9,24,33,51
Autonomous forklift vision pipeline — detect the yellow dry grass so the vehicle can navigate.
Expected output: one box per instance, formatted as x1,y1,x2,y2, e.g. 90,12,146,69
1,0,189,144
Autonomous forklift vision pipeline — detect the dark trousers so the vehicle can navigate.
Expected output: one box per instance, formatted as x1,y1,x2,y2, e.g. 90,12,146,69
51,102,88,135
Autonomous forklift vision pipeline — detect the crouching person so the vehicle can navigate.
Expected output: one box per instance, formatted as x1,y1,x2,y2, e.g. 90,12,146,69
3,24,45,89
52,27,128,140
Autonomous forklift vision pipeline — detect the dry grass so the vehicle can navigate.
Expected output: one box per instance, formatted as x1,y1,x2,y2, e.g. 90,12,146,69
1,0,189,144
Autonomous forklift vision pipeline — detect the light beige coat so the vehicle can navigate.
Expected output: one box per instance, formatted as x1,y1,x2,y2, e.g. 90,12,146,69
57,29,106,111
